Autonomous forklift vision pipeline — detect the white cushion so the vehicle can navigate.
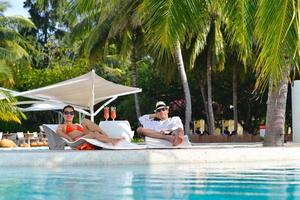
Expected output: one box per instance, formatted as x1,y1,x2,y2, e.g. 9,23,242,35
99,120,133,142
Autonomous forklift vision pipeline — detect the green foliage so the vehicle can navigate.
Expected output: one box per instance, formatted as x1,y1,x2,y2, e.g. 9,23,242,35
255,0,299,92
0,91,26,123
224,0,256,66
15,63,89,91
23,0,71,68
0,2,34,125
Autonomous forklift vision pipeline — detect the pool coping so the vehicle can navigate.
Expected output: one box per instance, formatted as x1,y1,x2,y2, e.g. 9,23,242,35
1,142,300,167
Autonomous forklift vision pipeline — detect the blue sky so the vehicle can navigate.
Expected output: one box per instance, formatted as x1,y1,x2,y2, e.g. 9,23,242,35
4,0,29,17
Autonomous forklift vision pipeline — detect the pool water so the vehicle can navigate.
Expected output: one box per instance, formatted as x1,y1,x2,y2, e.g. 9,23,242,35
0,162,300,200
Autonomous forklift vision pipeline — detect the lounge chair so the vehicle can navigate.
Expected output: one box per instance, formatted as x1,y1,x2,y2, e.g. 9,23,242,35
43,124,146,150
145,135,192,148
43,125,66,150
16,132,25,146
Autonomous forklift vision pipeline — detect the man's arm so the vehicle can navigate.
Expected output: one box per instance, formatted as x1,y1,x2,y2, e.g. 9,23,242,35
148,113,157,119
56,125,73,141
170,116,184,131
139,113,157,125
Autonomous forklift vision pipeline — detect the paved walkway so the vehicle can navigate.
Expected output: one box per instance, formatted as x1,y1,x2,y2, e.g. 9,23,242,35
0,142,299,167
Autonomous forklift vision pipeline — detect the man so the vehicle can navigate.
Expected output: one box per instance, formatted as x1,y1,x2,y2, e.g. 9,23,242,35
137,101,184,146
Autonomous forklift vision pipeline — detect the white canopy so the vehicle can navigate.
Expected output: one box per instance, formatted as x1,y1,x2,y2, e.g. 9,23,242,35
20,102,65,112
16,70,142,121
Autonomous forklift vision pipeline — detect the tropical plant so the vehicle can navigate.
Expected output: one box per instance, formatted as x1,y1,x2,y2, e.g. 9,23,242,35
254,0,299,146
223,0,256,133
184,0,225,135
0,1,35,123
24,0,70,68
69,0,145,120
138,0,206,134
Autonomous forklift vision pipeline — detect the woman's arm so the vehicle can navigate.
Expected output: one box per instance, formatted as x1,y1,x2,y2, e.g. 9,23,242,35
56,125,73,141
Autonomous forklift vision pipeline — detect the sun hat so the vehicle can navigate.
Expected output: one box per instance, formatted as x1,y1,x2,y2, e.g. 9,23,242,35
154,101,169,112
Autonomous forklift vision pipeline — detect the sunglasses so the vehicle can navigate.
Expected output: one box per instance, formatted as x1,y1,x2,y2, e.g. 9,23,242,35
63,111,74,115
156,108,166,113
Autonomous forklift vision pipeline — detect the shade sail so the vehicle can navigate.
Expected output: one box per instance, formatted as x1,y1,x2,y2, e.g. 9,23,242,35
15,70,141,121
17,70,141,109
20,102,65,112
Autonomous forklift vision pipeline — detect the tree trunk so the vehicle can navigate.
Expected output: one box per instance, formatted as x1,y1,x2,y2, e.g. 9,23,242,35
42,3,49,68
174,40,192,135
206,49,215,135
232,63,238,132
130,32,141,119
263,71,288,146
199,80,210,131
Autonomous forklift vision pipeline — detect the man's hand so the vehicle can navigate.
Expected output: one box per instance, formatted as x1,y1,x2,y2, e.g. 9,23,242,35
149,113,157,119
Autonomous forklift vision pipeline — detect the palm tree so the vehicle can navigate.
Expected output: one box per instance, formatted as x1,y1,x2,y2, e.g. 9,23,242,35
223,0,256,133
254,0,299,146
0,2,34,123
70,0,144,120
139,0,207,134
185,1,225,135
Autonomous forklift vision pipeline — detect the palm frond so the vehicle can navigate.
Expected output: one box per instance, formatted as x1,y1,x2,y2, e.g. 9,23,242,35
0,16,36,30
119,29,132,61
69,0,101,14
70,12,99,42
139,0,206,59
0,46,16,60
4,40,30,59
0,91,26,123
185,24,210,70
224,0,256,65
211,18,225,71
84,17,112,62
255,0,299,92
0,1,9,14
0,60,11,81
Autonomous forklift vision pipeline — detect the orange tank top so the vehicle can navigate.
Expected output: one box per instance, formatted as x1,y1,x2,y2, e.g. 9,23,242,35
65,124,84,134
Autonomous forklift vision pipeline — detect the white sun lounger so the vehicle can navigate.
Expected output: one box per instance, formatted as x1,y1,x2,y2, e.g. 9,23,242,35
145,135,192,148
61,137,145,150
43,124,146,150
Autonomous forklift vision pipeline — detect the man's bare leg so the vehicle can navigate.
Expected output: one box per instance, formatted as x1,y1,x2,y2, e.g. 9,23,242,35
137,127,175,144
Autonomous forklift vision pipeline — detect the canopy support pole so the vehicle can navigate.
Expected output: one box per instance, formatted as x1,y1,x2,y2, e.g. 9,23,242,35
90,70,96,122
94,96,118,117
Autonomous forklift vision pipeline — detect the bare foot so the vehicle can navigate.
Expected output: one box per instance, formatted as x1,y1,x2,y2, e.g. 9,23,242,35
166,135,175,144
172,134,183,146
110,137,124,146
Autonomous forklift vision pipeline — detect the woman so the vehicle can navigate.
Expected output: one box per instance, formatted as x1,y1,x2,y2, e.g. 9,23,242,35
56,105,123,147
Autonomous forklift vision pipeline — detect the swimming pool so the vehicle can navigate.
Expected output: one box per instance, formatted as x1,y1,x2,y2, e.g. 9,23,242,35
0,162,299,200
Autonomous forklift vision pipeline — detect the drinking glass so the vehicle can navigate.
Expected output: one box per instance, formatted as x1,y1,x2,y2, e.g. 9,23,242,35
111,107,116,121
103,107,109,120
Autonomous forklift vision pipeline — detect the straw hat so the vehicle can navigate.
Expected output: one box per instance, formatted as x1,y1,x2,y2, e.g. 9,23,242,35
154,101,169,112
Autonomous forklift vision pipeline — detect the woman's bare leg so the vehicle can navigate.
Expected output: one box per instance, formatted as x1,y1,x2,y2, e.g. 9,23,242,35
84,131,123,145
81,119,108,136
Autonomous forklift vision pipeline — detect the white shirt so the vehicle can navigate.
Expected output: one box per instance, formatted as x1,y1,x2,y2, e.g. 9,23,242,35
139,114,184,132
